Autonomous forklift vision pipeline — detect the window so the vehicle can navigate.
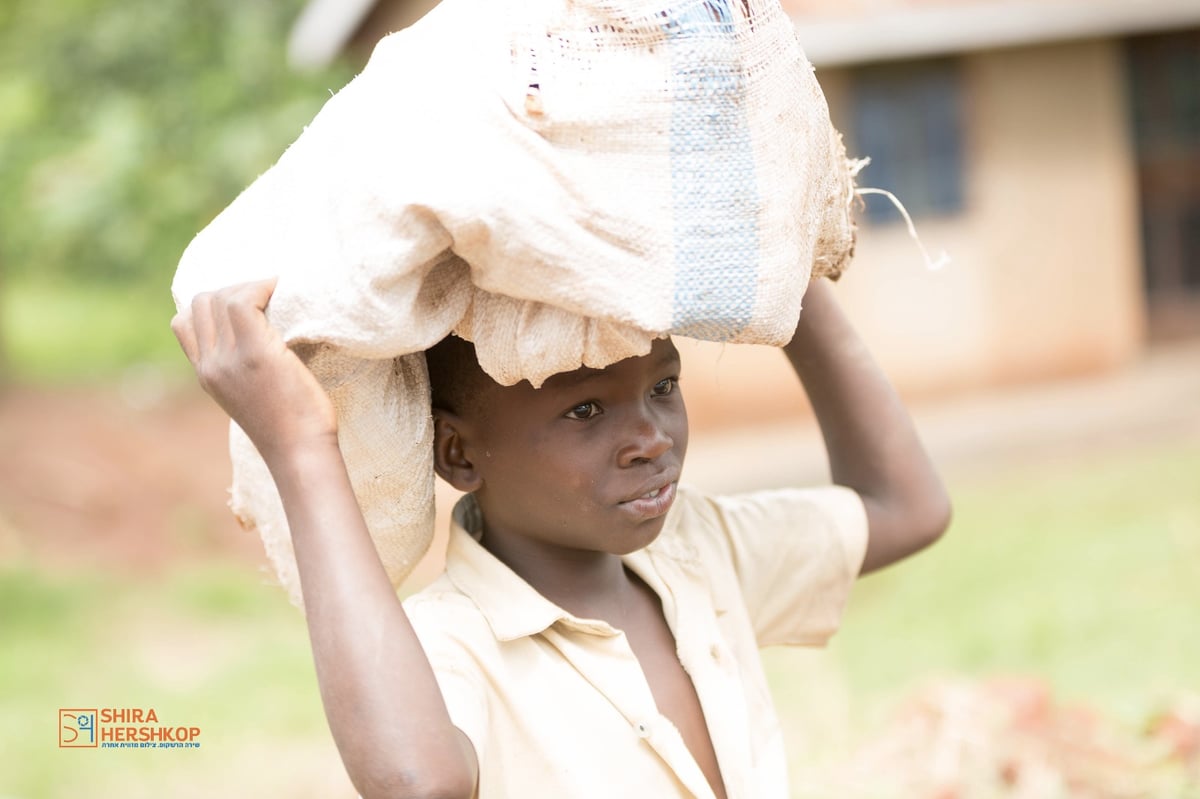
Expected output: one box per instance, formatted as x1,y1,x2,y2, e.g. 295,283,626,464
850,58,966,224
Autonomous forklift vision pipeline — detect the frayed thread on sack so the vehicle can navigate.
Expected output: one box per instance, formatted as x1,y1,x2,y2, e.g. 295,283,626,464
851,157,951,273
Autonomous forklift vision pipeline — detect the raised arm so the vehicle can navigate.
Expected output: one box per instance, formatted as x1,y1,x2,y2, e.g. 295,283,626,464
783,278,951,574
172,280,476,799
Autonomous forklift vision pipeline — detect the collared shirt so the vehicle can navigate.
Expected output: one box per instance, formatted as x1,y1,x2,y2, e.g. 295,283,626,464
403,484,868,799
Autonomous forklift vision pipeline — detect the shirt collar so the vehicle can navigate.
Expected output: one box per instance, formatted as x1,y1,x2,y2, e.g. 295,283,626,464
444,493,698,642
444,494,602,641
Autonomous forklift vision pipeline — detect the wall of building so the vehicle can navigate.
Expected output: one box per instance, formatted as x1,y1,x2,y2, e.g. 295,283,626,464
823,38,1144,391
967,39,1145,383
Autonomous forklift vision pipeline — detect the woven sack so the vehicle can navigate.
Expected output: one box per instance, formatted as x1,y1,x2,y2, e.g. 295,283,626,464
171,0,857,607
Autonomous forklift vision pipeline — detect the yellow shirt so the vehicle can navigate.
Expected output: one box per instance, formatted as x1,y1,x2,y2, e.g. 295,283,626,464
404,484,868,799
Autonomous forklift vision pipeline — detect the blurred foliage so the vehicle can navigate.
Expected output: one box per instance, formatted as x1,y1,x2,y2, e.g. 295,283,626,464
2,280,185,380
0,0,354,291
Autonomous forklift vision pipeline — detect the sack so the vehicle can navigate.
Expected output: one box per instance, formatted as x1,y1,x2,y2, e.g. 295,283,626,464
171,0,857,607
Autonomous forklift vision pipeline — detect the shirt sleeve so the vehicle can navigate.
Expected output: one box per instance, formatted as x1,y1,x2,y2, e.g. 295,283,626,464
403,589,491,768
695,485,869,647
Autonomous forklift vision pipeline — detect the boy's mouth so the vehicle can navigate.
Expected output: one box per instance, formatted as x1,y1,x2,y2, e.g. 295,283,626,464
619,470,679,504
617,480,678,520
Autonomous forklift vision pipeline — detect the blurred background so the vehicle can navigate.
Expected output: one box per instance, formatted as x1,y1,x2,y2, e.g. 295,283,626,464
1,0,1197,796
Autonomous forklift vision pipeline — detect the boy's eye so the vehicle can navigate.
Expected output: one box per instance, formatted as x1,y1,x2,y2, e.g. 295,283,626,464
564,402,601,420
651,377,677,397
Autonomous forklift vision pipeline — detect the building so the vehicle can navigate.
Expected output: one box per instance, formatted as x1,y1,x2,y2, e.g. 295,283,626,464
287,0,1200,422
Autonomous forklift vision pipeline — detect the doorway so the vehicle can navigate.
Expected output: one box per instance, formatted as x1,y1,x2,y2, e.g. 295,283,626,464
1126,28,1200,340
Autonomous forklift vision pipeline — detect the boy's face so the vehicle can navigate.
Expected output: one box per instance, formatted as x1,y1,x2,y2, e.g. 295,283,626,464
440,338,688,557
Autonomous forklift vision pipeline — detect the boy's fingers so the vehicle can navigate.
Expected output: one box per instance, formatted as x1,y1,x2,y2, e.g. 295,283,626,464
246,277,279,311
225,277,280,340
189,292,218,356
177,279,281,365
170,309,199,365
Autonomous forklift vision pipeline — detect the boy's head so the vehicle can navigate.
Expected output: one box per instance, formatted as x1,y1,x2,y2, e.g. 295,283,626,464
425,335,689,557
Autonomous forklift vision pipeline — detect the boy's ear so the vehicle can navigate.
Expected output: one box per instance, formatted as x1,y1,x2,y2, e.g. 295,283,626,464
431,410,483,493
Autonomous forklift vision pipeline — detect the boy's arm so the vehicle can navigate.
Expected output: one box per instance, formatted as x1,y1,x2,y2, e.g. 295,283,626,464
172,280,477,799
783,278,951,574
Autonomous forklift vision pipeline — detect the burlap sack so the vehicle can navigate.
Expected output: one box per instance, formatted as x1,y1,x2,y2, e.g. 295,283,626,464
171,0,857,607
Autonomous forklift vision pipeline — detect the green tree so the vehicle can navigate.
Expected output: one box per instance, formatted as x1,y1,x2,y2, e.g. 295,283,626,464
0,0,353,289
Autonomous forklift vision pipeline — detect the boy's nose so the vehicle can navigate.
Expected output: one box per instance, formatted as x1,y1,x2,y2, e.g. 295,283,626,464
617,412,674,467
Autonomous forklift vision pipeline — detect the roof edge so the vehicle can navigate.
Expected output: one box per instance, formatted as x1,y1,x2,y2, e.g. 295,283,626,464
794,0,1200,67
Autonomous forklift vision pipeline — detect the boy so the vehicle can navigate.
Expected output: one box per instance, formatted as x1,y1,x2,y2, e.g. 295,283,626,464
172,274,950,799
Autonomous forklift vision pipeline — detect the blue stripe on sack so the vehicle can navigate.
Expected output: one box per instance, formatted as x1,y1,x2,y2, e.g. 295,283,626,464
664,0,761,340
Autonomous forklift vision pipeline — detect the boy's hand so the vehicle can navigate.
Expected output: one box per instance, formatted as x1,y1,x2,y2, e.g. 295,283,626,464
171,279,337,460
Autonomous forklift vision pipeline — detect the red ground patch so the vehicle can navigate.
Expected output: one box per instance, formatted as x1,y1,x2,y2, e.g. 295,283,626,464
0,382,262,572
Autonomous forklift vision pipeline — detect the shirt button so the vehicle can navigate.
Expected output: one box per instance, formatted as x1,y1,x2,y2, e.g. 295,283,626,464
635,722,650,738
710,643,722,661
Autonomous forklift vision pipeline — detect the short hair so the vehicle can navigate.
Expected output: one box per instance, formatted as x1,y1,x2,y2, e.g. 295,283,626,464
424,335,494,419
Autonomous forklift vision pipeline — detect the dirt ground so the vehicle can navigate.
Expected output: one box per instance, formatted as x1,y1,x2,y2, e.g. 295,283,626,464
1,339,1197,577
0,380,261,573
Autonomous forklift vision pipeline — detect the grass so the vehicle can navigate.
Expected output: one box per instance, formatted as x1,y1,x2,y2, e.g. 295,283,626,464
0,279,187,382
1,441,1197,797
832,441,1200,721
0,562,349,799
764,439,1200,783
